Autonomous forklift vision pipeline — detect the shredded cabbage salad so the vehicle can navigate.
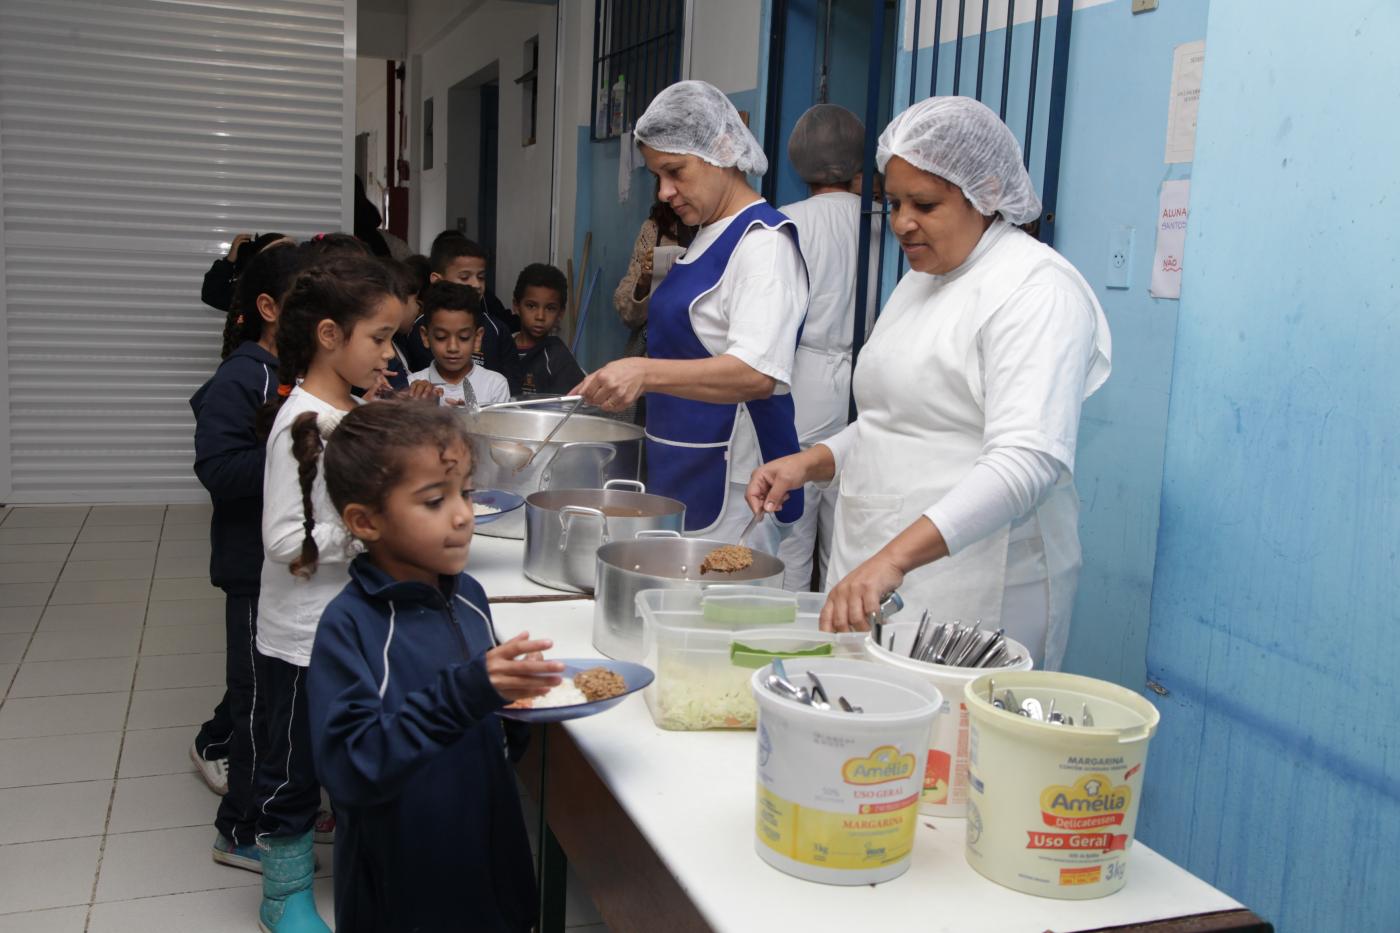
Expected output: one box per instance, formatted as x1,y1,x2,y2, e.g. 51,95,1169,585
653,657,758,730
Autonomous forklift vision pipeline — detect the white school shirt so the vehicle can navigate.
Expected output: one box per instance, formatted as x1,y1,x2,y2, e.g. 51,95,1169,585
257,387,360,667
411,362,511,407
677,198,809,480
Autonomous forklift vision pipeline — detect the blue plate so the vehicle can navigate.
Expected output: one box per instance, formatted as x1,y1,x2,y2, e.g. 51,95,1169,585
472,489,524,525
497,659,654,723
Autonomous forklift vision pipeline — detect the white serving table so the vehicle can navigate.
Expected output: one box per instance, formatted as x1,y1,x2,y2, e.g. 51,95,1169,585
475,538,1267,933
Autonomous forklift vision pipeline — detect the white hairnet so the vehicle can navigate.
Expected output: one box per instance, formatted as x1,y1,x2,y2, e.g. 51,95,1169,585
876,96,1041,224
787,104,865,185
634,80,768,175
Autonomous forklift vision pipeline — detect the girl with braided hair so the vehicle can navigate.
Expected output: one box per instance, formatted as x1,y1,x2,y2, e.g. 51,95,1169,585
250,253,405,933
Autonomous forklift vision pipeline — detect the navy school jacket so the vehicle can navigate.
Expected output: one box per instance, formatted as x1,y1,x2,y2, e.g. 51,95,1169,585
190,341,277,595
307,557,536,933
513,335,586,397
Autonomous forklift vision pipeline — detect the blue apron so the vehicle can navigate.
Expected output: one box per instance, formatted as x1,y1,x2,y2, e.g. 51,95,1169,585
645,200,806,533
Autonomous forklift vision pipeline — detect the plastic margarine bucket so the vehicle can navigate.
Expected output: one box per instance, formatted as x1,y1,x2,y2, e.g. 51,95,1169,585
865,627,1033,817
751,658,942,886
962,671,1160,899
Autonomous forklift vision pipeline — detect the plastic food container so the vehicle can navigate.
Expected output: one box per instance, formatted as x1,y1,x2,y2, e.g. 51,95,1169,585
864,620,1034,817
751,658,942,885
637,587,866,731
962,671,1160,899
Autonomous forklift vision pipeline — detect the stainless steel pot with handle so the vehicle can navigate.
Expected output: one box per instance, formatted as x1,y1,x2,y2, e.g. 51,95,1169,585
592,530,786,661
461,406,643,539
523,480,686,593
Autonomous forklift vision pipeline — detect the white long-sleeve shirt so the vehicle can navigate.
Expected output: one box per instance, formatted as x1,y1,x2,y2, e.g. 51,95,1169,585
256,386,360,667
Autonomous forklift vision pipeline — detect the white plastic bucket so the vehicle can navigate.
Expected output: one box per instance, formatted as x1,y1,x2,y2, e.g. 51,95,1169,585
962,671,1160,899
750,658,942,885
864,625,1033,817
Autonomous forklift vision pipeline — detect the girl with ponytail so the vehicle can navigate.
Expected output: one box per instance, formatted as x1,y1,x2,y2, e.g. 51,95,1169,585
251,253,405,933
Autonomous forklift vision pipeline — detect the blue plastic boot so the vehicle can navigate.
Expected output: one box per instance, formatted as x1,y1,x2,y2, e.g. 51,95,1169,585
257,832,329,933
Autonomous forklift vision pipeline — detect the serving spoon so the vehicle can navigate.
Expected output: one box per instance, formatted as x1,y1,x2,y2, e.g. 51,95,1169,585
482,395,585,473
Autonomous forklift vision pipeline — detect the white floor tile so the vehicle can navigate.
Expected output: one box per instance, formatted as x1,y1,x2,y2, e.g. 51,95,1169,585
48,578,150,606
0,508,87,529
126,685,222,731
39,602,145,631
0,526,81,546
0,732,123,788
0,779,114,844
117,727,198,780
149,578,222,602
0,561,63,584
0,835,101,914
135,652,224,691
69,540,158,562
0,905,89,933
0,632,30,663
0,663,16,698
9,657,137,698
0,605,43,634
94,825,259,902
58,560,154,583
0,691,130,739
0,542,74,563
146,598,223,627
140,624,224,657
108,773,215,835
87,886,259,933
0,582,52,608
76,526,160,545
154,556,213,580
25,625,142,662
157,539,211,562
158,523,210,543
86,506,166,527
165,503,214,523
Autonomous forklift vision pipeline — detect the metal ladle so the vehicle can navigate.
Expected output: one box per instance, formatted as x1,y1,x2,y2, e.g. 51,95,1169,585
482,395,585,473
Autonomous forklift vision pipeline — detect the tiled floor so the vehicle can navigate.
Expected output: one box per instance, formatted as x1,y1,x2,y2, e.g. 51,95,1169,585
0,504,607,932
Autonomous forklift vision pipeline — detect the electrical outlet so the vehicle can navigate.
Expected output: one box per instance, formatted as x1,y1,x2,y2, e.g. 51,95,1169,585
1132,0,1159,13
1106,225,1134,289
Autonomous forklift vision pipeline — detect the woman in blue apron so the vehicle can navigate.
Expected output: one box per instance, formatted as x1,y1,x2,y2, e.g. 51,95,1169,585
575,81,809,554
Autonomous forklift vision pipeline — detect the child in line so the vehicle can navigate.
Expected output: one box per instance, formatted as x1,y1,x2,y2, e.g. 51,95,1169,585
512,263,586,396
410,282,511,408
427,233,519,385
190,242,303,871
253,254,407,933
382,257,435,390
307,399,561,931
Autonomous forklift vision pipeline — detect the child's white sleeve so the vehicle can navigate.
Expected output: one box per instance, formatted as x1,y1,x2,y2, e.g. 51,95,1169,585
262,425,352,564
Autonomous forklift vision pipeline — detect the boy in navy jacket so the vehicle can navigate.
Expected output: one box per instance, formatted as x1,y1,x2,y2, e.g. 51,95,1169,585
307,400,561,931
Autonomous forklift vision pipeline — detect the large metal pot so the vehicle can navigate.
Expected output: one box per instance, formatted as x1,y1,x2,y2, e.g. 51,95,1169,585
523,480,686,594
593,531,786,661
461,407,643,539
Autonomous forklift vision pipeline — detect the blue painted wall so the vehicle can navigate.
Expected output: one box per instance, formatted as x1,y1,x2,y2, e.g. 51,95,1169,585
892,0,1208,690
1138,3,1400,930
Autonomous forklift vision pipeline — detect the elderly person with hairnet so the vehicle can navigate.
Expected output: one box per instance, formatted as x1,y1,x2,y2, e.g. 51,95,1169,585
747,98,1112,669
576,81,809,554
777,104,869,591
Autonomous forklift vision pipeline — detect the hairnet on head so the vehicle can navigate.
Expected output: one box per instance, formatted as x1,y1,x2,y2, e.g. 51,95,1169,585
634,80,768,175
787,104,865,185
876,96,1041,224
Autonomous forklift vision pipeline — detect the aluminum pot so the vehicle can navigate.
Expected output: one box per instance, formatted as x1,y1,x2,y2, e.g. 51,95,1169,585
461,407,643,539
593,531,786,661
523,480,686,594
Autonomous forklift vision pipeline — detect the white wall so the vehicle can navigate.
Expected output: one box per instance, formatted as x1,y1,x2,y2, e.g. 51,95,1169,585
688,0,762,92
355,57,389,204
407,0,558,296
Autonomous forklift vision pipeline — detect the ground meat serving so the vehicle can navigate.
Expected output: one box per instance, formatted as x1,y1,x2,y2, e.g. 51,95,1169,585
573,667,628,702
700,544,754,574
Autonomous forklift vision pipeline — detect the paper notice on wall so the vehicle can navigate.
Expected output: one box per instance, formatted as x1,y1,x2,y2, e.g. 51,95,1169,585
618,131,635,203
1164,40,1205,163
1150,180,1190,299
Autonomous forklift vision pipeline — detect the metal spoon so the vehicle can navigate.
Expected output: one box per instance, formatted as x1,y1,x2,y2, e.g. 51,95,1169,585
1081,703,1094,727
838,696,864,714
487,395,584,472
1020,698,1044,721
805,672,832,711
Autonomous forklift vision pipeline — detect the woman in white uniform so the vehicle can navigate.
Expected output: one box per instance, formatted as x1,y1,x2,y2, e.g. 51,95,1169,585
777,104,867,589
747,97,1111,669
576,81,809,554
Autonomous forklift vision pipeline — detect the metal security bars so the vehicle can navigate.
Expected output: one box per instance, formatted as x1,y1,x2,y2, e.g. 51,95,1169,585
589,0,685,141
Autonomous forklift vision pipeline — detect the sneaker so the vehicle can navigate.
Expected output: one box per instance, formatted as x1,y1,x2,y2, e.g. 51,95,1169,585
190,742,229,796
213,833,262,873
313,808,335,845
